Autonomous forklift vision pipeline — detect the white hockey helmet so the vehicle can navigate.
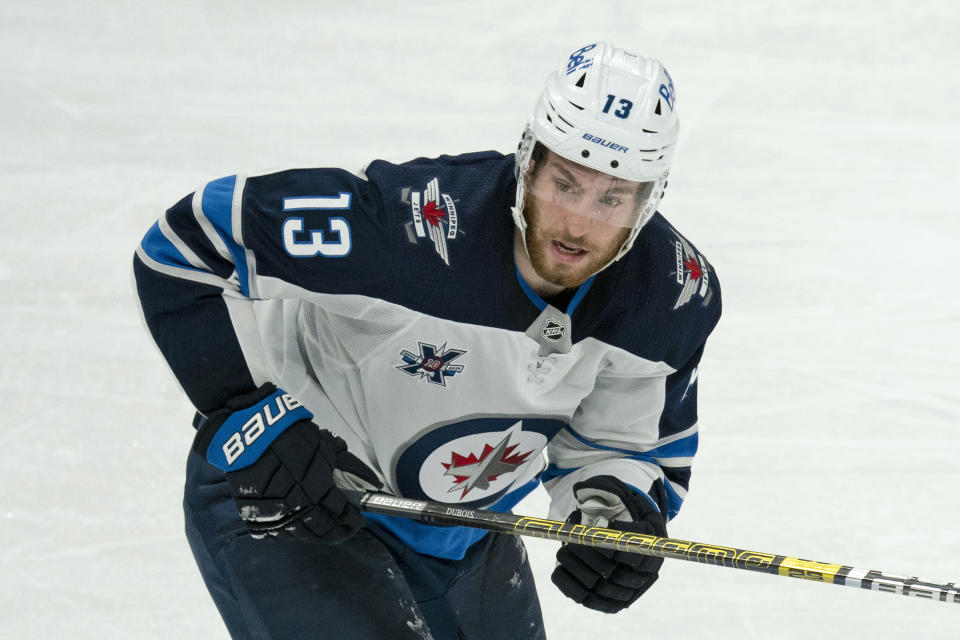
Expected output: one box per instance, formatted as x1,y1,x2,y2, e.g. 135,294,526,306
513,42,679,264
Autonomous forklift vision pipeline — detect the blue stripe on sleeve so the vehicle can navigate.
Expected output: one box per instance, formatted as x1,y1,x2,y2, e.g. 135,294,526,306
165,193,235,279
662,479,684,520
200,175,250,296
565,428,626,454
551,428,694,519
639,432,699,460
663,465,691,492
140,221,204,272
540,463,578,485
562,426,698,462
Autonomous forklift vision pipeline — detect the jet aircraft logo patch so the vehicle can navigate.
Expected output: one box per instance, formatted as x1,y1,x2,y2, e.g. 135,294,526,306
395,417,563,506
396,341,467,386
401,178,460,266
442,431,534,499
672,232,712,309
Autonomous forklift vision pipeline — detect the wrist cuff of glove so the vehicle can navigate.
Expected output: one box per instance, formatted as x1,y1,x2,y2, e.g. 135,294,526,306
573,475,662,523
193,383,314,472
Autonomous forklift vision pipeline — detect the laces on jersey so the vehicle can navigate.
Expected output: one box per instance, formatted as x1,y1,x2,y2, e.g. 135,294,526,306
527,352,558,384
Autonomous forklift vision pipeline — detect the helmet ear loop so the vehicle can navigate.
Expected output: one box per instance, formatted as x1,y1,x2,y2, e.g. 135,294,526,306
511,171,533,262
512,134,541,261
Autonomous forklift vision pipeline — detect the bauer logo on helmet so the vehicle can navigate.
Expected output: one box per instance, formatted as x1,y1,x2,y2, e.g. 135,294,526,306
566,43,598,75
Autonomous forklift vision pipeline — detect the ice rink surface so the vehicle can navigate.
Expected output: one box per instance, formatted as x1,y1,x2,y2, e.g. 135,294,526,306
2,1,958,637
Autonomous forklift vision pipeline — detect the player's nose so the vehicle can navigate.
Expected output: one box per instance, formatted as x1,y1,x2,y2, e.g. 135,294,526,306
562,209,591,238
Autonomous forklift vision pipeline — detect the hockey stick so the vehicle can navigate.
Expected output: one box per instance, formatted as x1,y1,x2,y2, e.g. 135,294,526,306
344,490,960,604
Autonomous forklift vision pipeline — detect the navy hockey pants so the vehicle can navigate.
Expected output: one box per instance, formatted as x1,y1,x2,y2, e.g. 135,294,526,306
183,451,546,640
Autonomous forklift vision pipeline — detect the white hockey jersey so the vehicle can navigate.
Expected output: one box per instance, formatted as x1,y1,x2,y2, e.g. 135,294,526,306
133,151,721,559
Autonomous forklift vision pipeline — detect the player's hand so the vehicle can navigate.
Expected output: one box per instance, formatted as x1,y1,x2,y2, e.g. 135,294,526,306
551,476,667,613
193,383,381,543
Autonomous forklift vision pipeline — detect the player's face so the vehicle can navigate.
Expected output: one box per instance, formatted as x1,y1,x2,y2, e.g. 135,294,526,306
521,151,635,289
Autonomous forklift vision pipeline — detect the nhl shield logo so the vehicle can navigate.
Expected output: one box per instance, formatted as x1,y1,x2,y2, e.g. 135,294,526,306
401,178,459,265
540,319,567,342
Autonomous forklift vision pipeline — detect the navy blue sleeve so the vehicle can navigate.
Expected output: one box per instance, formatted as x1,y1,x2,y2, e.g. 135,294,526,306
653,344,705,514
238,169,396,297
133,254,257,414
133,168,392,415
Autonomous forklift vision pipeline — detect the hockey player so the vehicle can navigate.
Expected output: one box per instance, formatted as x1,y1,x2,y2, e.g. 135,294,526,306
134,42,720,639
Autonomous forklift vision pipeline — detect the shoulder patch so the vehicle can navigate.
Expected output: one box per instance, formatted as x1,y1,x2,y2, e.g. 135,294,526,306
400,178,461,266
671,230,713,310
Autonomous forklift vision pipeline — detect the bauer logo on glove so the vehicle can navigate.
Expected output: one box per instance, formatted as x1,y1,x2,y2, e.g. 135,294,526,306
203,389,311,470
192,383,382,543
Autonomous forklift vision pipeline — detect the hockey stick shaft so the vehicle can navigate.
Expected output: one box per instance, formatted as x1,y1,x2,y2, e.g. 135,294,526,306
345,490,960,604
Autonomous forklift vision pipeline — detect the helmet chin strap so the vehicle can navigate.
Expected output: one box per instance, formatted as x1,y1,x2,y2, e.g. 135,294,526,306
511,146,534,266
510,206,531,255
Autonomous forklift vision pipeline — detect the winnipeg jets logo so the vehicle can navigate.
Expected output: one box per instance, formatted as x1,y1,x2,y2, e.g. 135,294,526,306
672,232,712,309
398,417,561,505
401,178,460,266
441,431,534,498
396,341,466,386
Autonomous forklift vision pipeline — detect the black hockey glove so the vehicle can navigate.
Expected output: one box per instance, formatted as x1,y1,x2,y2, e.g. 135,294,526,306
551,476,667,614
193,383,381,543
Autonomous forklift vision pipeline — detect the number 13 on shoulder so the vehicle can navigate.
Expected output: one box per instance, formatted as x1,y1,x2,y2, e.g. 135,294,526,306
281,192,352,258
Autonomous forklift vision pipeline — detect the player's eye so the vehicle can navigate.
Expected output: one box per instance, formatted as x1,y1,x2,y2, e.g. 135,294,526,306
555,180,573,193
599,195,622,207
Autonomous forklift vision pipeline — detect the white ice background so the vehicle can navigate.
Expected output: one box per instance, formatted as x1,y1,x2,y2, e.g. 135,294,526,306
2,1,958,638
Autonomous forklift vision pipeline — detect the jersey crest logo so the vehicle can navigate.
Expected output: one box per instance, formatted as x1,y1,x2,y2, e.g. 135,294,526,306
672,232,712,309
401,178,460,266
396,341,467,386
394,417,562,506
441,431,535,499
